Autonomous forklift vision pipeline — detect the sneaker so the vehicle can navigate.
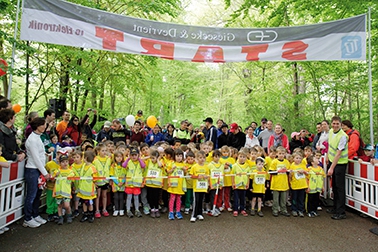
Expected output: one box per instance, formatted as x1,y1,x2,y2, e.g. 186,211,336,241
197,215,204,220
317,206,323,211
47,214,55,222
326,208,335,214
281,211,290,217
88,212,94,223
155,211,161,218
102,210,109,217
33,216,47,225
23,219,41,228
184,208,190,215
143,206,150,215
73,210,80,218
168,212,175,220
298,211,304,217
257,211,264,217
176,212,183,220
80,213,88,222
272,212,279,217
94,211,101,218
113,210,119,217
241,210,248,217
66,215,73,224
292,211,298,217
215,208,221,215
233,211,238,217
150,211,156,218
219,206,224,212
119,210,125,216
312,211,319,217
2,227,9,232
250,209,256,216
308,212,315,218
190,216,196,222
135,210,142,218
57,216,64,225
127,210,134,218
227,207,233,212
286,201,291,207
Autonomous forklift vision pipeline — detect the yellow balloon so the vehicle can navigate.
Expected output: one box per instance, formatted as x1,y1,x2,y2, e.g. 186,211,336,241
146,115,158,128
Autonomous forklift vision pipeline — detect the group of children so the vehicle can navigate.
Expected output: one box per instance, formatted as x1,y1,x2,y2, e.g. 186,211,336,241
43,138,327,224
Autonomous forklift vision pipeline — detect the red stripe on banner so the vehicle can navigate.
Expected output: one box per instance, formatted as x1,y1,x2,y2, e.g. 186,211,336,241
375,166,378,182
375,211,378,218
6,213,15,223
10,162,18,181
348,162,354,175
348,200,355,207
361,205,368,213
360,163,368,179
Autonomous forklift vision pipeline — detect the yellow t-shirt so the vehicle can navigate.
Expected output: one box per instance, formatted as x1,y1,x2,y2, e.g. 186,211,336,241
45,160,60,190
264,156,274,180
220,156,235,187
190,163,210,193
250,170,269,194
167,161,186,195
205,151,213,164
269,159,290,191
185,162,195,189
289,163,308,190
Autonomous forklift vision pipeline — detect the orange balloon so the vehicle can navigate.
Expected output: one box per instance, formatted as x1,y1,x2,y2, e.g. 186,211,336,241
12,104,22,113
146,115,158,128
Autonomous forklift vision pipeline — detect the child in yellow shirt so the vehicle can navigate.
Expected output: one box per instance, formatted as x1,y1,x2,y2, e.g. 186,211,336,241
306,155,326,217
219,146,235,212
208,150,224,217
289,152,308,217
184,151,196,215
250,157,268,217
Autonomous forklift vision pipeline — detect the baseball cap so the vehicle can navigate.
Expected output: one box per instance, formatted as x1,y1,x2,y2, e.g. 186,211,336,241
363,144,374,151
59,155,69,162
104,121,111,128
230,123,238,133
291,132,300,139
130,148,139,155
261,118,268,123
203,117,213,123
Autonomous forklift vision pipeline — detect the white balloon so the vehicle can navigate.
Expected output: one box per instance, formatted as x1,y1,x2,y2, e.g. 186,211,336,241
125,115,135,126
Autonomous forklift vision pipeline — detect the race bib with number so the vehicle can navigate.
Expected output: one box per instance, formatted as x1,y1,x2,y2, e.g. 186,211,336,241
147,170,159,178
176,169,184,177
211,171,221,178
294,172,305,180
254,175,265,185
196,180,208,190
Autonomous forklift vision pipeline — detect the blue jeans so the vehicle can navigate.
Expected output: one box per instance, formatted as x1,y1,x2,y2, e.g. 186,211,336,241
24,168,42,221
291,189,305,212
233,189,246,212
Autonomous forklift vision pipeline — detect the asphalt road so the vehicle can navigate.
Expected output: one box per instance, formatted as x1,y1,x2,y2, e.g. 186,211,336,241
1,207,377,252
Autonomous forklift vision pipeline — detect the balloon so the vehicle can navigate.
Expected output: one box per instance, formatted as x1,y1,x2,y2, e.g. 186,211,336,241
125,115,135,126
0,58,7,77
146,115,158,128
12,104,22,113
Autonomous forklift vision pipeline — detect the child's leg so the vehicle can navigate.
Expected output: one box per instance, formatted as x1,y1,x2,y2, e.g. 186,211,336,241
169,194,176,213
251,197,257,210
313,192,320,213
185,189,193,209
74,194,79,211
101,188,107,211
141,187,150,210
272,190,279,213
257,197,262,212
126,193,133,211
63,201,71,214
133,194,140,212
175,195,181,213
192,192,204,217
119,192,125,211
82,200,88,213
239,190,246,211
88,200,94,211
224,187,231,209
95,188,101,212
57,203,63,216
46,189,58,215
233,189,240,211
216,188,223,208
279,191,287,213
298,189,305,212
209,190,215,210
114,192,120,211
291,189,298,212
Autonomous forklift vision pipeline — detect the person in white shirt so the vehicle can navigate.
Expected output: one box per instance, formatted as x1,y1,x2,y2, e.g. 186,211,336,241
245,126,260,148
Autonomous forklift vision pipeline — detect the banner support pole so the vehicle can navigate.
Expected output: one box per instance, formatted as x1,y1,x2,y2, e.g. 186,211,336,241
368,8,374,145
7,0,21,99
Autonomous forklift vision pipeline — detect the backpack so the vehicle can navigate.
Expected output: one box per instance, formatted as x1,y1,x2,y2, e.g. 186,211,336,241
348,130,365,157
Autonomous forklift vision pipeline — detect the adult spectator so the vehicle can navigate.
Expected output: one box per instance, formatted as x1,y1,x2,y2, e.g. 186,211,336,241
56,110,70,142
81,108,97,141
267,123,289,153
245,126,260,148
253,117,267,137
228,123,246,150
316,120,330,154
341,120,361,159
41,109,56,153
65,115,83,145
130,120,145,144
217,123,229,148
0,109,26,162
204,117,217,148
312,122,322,151
96,121,113,143
258,120,274,153
0,97,12,110
173,120,191,145
24,111,39,140
163,124,175,145
250,121,258,131
23,117,49,228
109,119,131,145
146,125,164,146
216,119,224,137
327,116,348,220
289,132,302,153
